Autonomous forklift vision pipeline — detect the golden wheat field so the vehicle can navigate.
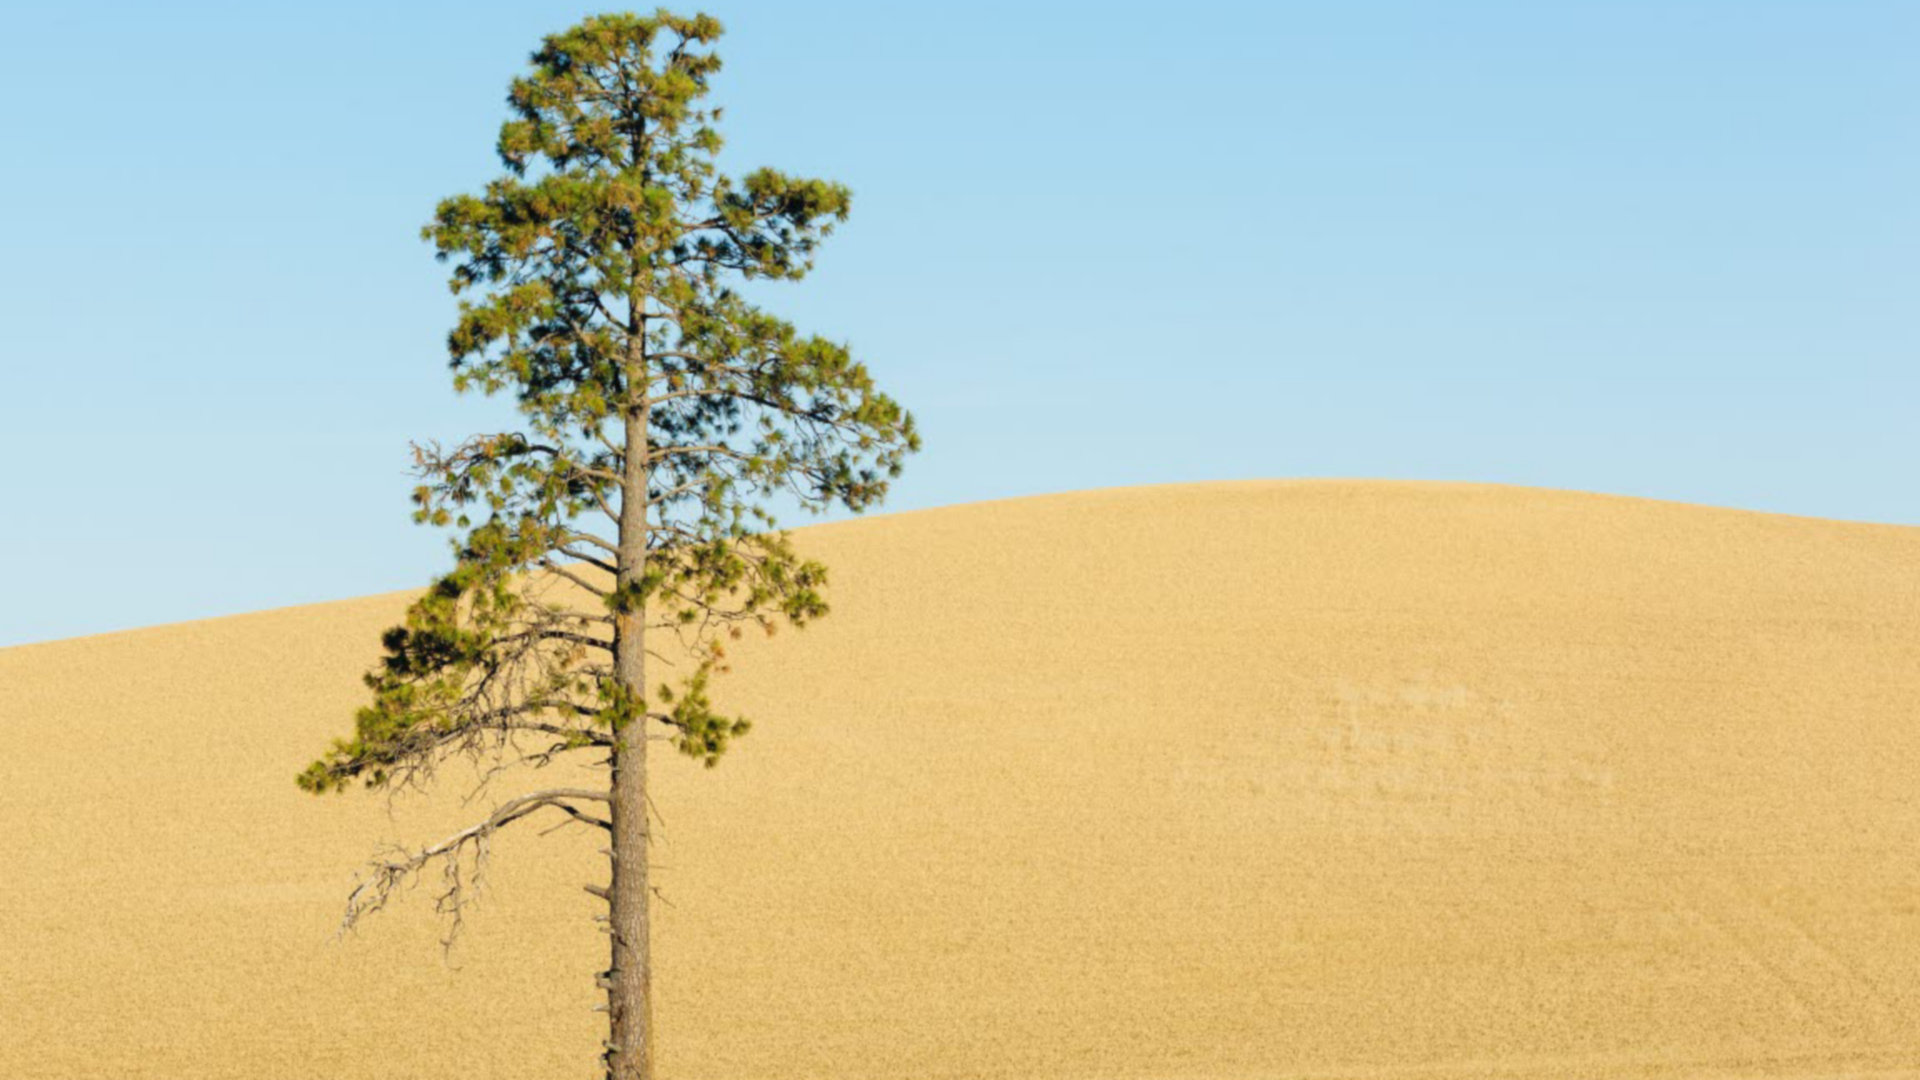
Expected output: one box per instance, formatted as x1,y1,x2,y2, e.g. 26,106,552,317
3,480,1919,1080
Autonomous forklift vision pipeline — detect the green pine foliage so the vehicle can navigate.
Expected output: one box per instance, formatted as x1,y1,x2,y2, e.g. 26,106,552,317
300,9,918,796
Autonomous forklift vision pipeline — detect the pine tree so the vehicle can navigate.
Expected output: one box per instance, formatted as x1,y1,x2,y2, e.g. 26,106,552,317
298,12,917,1079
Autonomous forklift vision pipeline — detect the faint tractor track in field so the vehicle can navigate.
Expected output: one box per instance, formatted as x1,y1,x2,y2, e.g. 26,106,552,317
1669,873,1905,1042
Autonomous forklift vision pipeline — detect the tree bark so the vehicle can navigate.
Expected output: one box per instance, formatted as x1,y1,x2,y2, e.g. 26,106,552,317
607,400,652,1080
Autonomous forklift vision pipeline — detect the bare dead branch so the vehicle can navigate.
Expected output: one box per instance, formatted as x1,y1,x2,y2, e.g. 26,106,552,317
339,788,613,947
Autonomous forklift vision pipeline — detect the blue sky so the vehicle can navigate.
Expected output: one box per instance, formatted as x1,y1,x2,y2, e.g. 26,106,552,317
0,0,1913,646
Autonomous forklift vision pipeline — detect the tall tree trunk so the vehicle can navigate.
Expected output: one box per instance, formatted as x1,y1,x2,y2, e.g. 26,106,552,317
607,403,652,1080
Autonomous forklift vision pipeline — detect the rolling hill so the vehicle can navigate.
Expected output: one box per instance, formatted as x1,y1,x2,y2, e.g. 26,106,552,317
2,480,1918,1079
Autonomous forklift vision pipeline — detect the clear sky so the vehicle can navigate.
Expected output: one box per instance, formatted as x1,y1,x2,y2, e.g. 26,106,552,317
0,0,1913,647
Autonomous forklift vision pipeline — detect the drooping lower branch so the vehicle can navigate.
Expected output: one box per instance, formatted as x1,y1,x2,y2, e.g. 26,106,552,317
339,788,611,945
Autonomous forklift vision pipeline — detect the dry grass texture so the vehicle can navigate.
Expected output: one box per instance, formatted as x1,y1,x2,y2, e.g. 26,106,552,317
3,480,1919,1079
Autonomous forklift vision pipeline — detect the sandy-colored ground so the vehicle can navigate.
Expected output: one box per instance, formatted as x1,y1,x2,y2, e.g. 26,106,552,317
3,480,1919,1080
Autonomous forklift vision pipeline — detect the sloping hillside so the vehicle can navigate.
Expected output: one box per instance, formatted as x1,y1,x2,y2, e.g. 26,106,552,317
3,480,1918,1080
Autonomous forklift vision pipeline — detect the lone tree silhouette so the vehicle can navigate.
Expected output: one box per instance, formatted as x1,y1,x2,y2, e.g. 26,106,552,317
299,11,917,1079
